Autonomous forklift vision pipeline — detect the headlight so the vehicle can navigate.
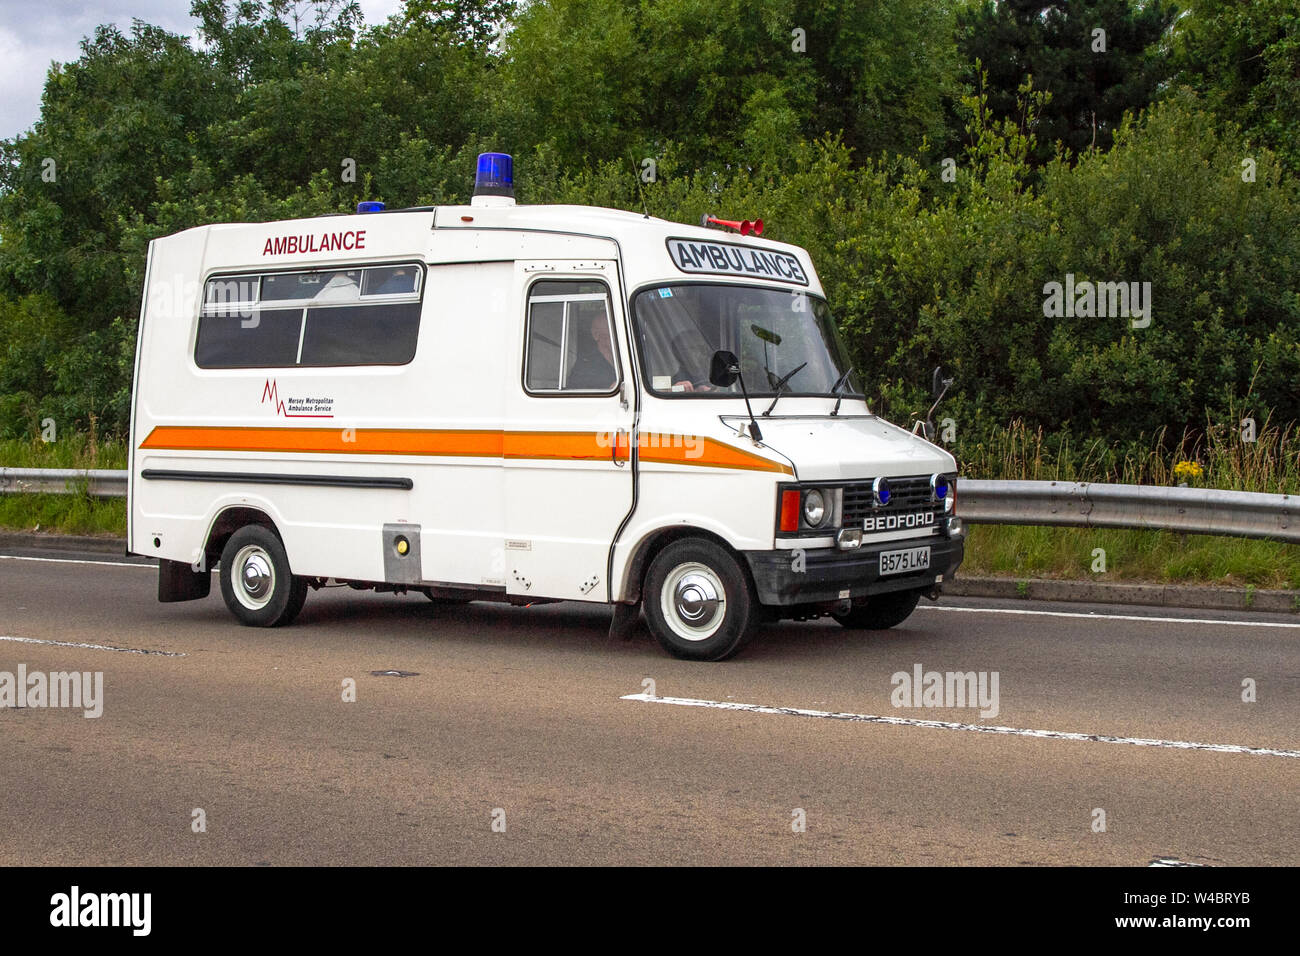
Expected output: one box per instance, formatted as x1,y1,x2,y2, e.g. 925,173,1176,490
931,473,950,501
803,489,827,527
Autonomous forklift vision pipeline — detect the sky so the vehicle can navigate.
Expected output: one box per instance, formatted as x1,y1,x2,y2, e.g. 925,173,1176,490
0,0,405,141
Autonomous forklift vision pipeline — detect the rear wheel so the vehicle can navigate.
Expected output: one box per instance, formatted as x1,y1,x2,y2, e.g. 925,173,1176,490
833,589,920,631
219,525,308,627
644,539,756,661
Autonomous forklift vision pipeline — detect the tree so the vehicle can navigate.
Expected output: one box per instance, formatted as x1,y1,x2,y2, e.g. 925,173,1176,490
957,0,1178,164
497,0,962,173
1173,0,1300,173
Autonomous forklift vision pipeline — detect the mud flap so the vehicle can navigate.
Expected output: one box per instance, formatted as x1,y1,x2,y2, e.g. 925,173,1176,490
158,558,211,603
608,601,641,640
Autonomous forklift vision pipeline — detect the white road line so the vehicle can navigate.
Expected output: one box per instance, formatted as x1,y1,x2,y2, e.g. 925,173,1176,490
920,605,1300,629
621,693,1300,759
0,554,150,569
0,635,185,657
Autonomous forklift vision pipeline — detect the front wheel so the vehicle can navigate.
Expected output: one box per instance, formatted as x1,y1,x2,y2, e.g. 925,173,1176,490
833,589,920,631
219,525,309,627
643,539,756,660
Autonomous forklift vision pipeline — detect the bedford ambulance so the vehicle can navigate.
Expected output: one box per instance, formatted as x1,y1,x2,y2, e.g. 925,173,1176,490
128,153,964,660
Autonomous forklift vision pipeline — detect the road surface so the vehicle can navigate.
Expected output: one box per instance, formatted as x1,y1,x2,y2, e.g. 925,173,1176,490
2,547,1297,865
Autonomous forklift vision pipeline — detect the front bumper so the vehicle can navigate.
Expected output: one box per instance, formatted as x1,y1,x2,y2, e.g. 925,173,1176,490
743,534,965,607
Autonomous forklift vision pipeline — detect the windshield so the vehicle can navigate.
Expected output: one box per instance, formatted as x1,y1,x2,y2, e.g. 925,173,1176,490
633,283,861,398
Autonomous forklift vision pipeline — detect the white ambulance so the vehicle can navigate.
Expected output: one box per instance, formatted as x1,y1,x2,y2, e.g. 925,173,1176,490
129,153,963,660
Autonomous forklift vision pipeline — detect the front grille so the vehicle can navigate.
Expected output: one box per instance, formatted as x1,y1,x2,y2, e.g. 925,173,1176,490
842,475,941,525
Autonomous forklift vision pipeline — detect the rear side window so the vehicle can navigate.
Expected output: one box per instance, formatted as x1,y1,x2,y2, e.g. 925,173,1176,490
524,280,618,394
194,308,303,368
195,263,424,368
300,302,422,366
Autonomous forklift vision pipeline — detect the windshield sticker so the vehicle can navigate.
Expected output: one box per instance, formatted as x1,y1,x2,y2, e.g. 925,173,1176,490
667,238,809,286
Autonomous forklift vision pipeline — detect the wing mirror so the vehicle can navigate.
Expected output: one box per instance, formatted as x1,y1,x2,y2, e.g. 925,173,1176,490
708,349,762,443
932,365,952,399
916,366,954,443
709,350,740,388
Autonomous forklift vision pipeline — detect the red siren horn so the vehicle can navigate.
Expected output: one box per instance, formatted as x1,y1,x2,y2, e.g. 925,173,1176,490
704,215,765,236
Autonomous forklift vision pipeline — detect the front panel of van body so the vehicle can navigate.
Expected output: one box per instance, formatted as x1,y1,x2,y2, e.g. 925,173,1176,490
613,275,960,604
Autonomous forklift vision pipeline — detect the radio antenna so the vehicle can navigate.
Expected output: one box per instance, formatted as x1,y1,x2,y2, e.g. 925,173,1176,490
628,154,651,218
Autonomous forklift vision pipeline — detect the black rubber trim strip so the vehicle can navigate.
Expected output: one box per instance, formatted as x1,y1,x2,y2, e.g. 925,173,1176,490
141,469,412,490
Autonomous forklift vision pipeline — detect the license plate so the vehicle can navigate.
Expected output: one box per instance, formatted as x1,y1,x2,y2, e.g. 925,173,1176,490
879,546,930,576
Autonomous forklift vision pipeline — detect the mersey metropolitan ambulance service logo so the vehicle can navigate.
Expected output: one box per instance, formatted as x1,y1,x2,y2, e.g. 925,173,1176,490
261,379,335,418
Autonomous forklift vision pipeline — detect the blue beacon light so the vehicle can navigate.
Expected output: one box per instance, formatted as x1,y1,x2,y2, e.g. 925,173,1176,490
356,201,385,213
474,153,514,198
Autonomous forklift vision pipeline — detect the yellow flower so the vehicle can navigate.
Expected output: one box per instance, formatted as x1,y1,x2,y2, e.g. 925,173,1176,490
1174,460,1204,480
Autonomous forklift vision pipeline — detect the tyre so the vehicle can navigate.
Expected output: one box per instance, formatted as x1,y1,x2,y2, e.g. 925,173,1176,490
219,525,309,627
833,589,920,631
643,539,756,661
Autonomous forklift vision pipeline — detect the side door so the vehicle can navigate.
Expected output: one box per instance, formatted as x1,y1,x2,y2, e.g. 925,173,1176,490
503,261,634,601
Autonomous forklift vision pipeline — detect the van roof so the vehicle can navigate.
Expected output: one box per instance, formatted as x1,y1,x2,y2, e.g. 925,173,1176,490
160,202,823,296
184,202,797,247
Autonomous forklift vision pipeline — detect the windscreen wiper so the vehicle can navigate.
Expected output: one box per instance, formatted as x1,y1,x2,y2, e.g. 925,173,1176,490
762,362,807,416
829,365,855,417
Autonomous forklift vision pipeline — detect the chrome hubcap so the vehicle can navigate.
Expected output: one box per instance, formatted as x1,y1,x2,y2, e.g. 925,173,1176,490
233,544,275,610
661,562,725,641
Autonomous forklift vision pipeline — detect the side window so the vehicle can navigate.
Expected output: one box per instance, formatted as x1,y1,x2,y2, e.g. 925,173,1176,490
524,280,619,394
195,307,304,368
195,263,424,368
300,302,422,366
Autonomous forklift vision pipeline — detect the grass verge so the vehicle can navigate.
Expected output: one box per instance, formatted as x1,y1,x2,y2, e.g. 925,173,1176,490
961,523,1300,591
0,436,127,469
0,493,127,537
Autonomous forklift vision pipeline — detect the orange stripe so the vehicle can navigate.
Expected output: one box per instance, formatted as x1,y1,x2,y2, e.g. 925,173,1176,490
139,426,790,474
503,430,620,462
140,425,504,457
637,433,793,474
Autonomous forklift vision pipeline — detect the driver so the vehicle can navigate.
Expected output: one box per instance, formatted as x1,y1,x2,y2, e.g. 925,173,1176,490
566,314,618,390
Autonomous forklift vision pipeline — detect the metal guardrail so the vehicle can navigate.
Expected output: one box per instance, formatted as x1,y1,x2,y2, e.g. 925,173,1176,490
0,467,128,498
960,479,1300,544
2,469,1298,543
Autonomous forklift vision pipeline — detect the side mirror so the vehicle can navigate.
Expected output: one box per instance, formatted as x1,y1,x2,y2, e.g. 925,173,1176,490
709,350,740,388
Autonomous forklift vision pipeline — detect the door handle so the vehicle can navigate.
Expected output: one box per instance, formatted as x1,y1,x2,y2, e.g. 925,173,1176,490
613,428,627,467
